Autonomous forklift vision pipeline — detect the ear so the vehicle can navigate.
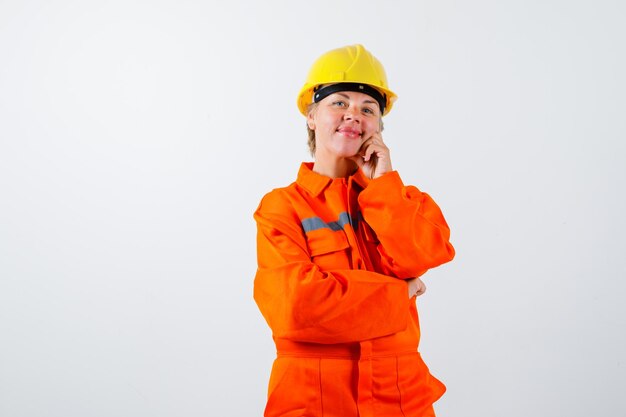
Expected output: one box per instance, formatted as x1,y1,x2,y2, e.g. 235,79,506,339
307,111,316,130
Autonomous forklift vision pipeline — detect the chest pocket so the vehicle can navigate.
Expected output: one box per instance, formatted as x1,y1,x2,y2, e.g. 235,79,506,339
305,229,351,272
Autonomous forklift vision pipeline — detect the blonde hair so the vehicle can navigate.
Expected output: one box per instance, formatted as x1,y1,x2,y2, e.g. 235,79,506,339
306,103,318,156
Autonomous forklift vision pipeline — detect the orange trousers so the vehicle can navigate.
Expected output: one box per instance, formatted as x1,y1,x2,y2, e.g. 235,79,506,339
265,348,442,417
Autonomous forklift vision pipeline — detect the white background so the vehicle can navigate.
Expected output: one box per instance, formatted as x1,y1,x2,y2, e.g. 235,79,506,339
1,1,625,416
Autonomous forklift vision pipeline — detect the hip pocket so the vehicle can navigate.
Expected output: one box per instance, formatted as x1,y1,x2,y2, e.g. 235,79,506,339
265,357,322,417
395,353,446,415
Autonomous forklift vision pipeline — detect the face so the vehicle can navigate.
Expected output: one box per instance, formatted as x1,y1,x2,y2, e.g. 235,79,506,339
307,90,382,160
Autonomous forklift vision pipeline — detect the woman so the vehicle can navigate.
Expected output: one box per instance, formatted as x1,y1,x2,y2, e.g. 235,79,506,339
254,44,455,417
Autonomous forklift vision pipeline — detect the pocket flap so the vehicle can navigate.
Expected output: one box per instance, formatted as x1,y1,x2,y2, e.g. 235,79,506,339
306,230,350,257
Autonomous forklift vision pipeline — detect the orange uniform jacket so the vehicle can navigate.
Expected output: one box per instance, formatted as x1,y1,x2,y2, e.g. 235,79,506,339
254,163,455,417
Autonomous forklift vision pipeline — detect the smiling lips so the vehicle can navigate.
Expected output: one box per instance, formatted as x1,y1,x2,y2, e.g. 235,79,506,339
337,126,362,139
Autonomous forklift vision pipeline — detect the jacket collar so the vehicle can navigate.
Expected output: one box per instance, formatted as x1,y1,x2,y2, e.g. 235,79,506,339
296,162,370,197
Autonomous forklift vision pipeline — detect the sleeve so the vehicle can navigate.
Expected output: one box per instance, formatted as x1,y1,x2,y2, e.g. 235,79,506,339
358,171,455,279
253,191,411,344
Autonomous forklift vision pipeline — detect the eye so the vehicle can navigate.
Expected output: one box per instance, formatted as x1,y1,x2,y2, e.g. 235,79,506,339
363,107,376,115
332,100,347,107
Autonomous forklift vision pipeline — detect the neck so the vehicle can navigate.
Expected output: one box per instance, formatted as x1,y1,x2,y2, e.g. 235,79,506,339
312,155,358,178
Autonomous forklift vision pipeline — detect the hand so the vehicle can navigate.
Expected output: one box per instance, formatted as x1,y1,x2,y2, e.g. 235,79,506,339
407,277,426,298
350,132,393,179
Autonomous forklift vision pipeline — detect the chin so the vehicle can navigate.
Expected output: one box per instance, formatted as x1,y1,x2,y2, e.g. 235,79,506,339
332,144,362,158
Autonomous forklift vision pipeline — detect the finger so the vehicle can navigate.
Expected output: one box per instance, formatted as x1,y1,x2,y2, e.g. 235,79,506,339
363,137,387,152
364,142,384,161
364,145,376,162
358,138,374,155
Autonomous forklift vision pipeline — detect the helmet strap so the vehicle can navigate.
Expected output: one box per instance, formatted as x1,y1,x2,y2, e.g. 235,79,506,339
313,83,386,115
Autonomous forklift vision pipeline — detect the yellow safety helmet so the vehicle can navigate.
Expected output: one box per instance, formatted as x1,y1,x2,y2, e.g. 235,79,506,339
297,44,397,116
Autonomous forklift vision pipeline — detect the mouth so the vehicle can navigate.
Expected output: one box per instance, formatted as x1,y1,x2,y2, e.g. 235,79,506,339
337,127,362,139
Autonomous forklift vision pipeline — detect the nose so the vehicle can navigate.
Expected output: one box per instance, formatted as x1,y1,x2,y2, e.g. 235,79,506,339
343,104,361,122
